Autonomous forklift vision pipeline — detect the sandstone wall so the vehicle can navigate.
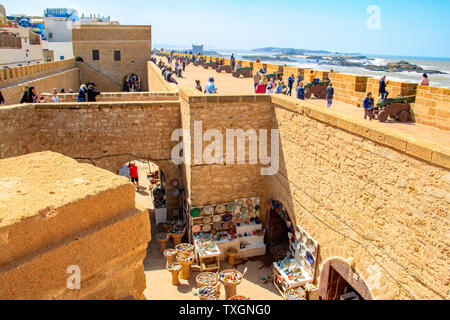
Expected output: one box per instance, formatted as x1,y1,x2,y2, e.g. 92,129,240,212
0,58,76,88
147,61,178,93
366,78,418,101
75,61,122,92
412,85,450,130
0,152,150,300
1,68,80,105
332,73,368,106
0,104,40,158
40,92,179,103
179,91,272,215
73,25,151,91
36,101,182,213
269,95,449,300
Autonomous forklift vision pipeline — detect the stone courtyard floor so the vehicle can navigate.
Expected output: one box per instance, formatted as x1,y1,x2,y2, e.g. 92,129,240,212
131,161,282,300
156,56,450,149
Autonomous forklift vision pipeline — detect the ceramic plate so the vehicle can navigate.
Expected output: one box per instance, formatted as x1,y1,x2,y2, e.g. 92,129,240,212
226,203,236,213
192,225,201,233
203,206,214,216
237,200,244,206
203,216,212,224
215,204,226,214
213,215,222,223
213,223,222,231
202,224,212,232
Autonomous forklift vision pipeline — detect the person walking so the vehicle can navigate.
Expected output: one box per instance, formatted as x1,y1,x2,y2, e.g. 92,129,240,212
87,82,100,102
420,73,429,86
128,162,140,191
326,83,334,108
231,54,236,70
26,87,38,103
253,71,262,91
20,86,29,104
205,77,217,94
77,84,87,102
363,92,375,120
297,82,305,100
255,80,266,94
379,76,389,100
182,60,186,72
287,74,295,96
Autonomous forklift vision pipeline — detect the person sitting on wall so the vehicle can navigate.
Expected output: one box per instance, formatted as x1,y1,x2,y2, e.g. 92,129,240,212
195,80,202,93
205,77,217,94
363,92,375,121
87,82,100,102
167,70,178,85
420,73,429,86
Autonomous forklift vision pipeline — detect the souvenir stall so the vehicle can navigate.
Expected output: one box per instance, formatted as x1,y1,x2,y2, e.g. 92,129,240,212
148,169,167,225
269,203,319,300
189,197,266,270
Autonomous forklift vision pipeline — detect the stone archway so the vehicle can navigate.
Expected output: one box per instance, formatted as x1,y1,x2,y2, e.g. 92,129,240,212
319,258,373,300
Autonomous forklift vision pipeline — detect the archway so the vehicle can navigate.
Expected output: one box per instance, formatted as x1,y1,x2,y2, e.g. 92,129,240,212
265,199,294,260
319,258,374,300
75,56,84,62
123,73,141,92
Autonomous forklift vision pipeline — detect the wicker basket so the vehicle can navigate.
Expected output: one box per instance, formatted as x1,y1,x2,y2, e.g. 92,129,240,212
228,295,250,301
195,272,219,288
219,269,243,299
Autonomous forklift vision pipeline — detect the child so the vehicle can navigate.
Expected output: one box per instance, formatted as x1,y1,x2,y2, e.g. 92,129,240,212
363,92,375,120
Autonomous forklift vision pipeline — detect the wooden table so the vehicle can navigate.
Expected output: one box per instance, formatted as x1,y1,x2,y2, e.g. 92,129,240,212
195,242,221,272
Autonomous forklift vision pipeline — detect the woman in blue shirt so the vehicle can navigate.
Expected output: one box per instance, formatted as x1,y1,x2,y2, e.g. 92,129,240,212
363,92,375,120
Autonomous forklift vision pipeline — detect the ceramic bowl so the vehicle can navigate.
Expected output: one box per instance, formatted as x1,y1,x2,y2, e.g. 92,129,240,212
215,204,226,214
203,206,214,216
203,216,212,224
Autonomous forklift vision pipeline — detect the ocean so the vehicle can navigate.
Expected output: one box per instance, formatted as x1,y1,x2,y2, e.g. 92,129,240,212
217,50,450,88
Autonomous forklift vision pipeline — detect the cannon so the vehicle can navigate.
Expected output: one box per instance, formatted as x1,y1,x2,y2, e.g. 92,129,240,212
194,59,206,67
216,65,233,73
373,97,414,122
233,67,252,78
203,62,218,70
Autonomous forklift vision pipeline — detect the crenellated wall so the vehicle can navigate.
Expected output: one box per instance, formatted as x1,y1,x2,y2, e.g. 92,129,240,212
412,85,450,130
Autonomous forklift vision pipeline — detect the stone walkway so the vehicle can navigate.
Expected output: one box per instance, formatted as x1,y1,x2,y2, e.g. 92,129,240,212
157,56,450,150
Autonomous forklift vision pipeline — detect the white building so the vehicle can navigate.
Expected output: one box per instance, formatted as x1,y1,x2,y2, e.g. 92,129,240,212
0,25,45,66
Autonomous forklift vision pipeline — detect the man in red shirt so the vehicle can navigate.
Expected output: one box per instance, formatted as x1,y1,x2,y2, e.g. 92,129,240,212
128,163,140,190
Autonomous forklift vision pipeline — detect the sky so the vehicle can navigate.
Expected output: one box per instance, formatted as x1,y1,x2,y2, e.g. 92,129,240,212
3,0,450,58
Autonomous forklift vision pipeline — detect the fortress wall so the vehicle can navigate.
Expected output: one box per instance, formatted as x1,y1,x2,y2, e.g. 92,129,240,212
366,78,418,101
332,73,369,106
147,61,178,93
269,95,449,300
1,68,80,105
0,152,150,300
0,104,40,158
0,58,76,88
412,85,450,130
39,92,180,103
75,61,122,92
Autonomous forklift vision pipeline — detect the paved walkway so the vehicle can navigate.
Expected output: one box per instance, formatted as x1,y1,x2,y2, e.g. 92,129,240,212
156,56,450,150
131,161,282,300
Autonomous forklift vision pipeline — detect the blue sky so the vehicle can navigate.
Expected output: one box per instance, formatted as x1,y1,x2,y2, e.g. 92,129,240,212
4,0,450,57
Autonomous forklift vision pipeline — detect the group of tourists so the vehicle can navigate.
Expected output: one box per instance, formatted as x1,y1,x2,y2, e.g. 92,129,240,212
124,74,141,92
157,59,180,85
77,82,100,102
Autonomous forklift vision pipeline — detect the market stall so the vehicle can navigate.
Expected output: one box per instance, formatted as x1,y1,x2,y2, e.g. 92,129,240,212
272,224,319,300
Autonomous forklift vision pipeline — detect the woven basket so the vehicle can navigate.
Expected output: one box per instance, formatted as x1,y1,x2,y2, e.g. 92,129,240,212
196,272,219,288
228,295,250,301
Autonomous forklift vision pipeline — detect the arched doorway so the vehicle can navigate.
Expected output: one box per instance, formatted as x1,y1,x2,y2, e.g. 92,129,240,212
265,200,294,260
319,258,373,300
123,73,141,92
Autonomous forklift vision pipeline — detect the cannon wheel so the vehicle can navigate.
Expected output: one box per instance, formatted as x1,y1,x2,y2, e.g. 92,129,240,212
398,111,410,122
305,91,312,99
378,110,388,122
